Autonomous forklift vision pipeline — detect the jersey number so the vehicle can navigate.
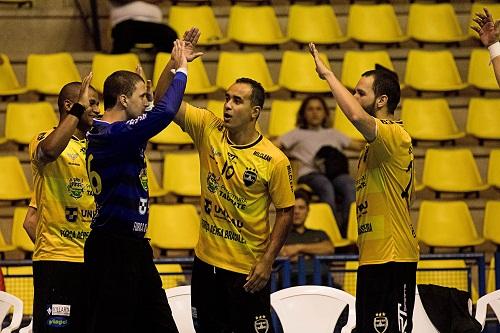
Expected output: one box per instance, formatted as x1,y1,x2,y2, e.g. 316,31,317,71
221,161,235,180
87,154,102,195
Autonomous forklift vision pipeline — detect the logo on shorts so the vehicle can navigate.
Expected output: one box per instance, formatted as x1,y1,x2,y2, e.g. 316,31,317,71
374,312,388,333
47,304,71,316
243,168,257,187
254,315,269,333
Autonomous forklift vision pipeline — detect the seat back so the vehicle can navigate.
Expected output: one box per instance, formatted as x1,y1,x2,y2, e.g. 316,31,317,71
422,148,487,192
156,264,186,289
400,98,462,141
484,201,500,244
91,53,140,93
279,51,331,93
346,202,357,244
287,4,346,44
227,5,286,45
487,257,496,294
267,100,301,138
488,149,500,188
2,266,33,316
466,98,500,140
475,289,500,330
5,102,58,145
163,153,201,197
0,291,23,333
169,6,226,45
405,50,465,91
416,201,483,248
26,53,80,95
149,204,200,250
468,49,499,91
271,285,356,333
407,3,464,42
145,158,167,198
0,54,25,94
216,52,278,92
0,157,31,201
341,50,394,89
333,106,365,141
347,4,406,43
12,207,35,252
150,122,193,146
305,203,352,248
165,286,196,333
206,100,225,119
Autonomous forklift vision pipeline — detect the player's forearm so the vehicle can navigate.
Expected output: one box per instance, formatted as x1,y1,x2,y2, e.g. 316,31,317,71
154,58,176,105
23,206,38,243
261,207,294,264
299,241,334,255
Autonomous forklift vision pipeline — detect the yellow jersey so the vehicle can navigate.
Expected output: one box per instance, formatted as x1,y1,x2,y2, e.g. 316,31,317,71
184,104,295,274
356,118,419,266
30,129,96,262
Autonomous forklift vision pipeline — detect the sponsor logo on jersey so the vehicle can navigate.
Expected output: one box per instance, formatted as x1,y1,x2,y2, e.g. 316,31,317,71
139,168,148,191
67,177,84,199
243,168,257,187
374,312,388,333
207,172,219,193
139,197,148,215
253,151,271,162
65,207,78,222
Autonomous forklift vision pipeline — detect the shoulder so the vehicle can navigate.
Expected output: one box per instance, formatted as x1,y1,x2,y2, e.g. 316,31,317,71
376,119,411,142
258,137,290,164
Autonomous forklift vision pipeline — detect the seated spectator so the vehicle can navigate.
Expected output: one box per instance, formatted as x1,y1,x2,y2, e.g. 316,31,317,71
108,0,177,54
280,190,334,284
275,96,363,236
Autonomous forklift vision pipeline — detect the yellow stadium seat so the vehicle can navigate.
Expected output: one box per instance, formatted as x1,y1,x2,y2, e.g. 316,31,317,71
404,50,468,93
0,157,31,201
148,204,199,250
5,102,58,146
216,52,279,92
469,3,500,39
407,4,468,44
169,6,229,46
422,149,489,195
206,100,225,119
227,5,288,46
91,53,140,93
153,53,217,95
163,152,201,200
278,51,331,94
484,201,500,244
415,179,425,192
0,54,27,97
333,106,365,141
417,201,484,248
343,261,359,296
287,4,348,46
26,52,81,96
466,98,500,143
2,266,33,315
468,49,500,92
0,230,16,258
346,202,357,244
488,149,500,188
146,158,168,198
12,207,35,253
267,100,301,138
347,4,408,45
400,98,465,142
341,50,395,90
487,257,496,293
150,123,193,147
305,203,353,248
155,263,186,289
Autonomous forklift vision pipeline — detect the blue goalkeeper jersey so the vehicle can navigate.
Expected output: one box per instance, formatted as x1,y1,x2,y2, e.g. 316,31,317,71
86,71,187,238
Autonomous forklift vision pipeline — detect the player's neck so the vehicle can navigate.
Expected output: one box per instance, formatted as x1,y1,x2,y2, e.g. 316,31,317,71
375,108,393,121
74,127,86,140
227,126,260,146
101,107,127,123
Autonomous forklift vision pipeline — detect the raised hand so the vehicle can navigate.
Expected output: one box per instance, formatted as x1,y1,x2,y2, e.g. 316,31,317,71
77,72,93,108
171,39,188,70
182,27,204,62
308,42,332,80
471,8,500,47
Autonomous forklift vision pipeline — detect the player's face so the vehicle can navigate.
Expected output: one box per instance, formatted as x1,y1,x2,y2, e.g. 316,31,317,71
81,89,100,127
125,81,149,119
224,83,256,130
304,99,327,128
353,76,377,117
293,198,309,226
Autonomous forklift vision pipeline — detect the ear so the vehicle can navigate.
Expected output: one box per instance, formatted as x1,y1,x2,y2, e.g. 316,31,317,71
63,99,73,112
376,95,388,109
251,105,261,120
119,94,128,109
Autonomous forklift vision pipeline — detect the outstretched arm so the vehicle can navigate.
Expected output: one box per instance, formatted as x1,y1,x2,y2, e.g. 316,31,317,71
23,206,38,243
472,8,500,87
309,43,376,142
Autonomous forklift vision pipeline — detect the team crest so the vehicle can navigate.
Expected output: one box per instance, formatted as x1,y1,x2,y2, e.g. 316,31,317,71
207,172,219,193
67,178,84,199
243,168,257,187
254,315,269,333
374,312,388,333
65,207,78,223
139,168,148,191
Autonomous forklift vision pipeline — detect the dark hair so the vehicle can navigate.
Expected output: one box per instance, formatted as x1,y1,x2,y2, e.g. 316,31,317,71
57,82,97,115
296,95,332,129
235,77,265,108
103,70,144,110
294,189,311,206
361,67,400,114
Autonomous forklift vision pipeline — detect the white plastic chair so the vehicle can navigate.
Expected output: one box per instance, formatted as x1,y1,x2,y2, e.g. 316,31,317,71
412,286,439,333
165,286,196,333
0,291,23,333
475,289,500,331
18,319,32,333
271,285,356,333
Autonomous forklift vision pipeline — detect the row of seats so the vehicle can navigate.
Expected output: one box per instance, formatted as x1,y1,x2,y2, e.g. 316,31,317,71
1,48,497,99
165,3,498,47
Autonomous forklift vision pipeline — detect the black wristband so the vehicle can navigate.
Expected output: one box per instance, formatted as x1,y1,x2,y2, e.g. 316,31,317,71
68,103,85,119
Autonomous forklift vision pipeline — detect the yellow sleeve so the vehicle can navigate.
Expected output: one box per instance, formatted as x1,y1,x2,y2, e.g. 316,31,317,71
369,119,401,164
269,157,295,209
29,131,50,166
29,193,37,209
184,103,220,148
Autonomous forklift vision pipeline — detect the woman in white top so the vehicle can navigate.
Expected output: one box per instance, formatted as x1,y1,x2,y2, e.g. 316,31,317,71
109,0,177,53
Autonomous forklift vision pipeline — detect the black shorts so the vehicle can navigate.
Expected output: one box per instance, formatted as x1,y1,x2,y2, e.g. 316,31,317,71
84,230,178,333
354,262,417,333
191,256,274,333
33,261,86,333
